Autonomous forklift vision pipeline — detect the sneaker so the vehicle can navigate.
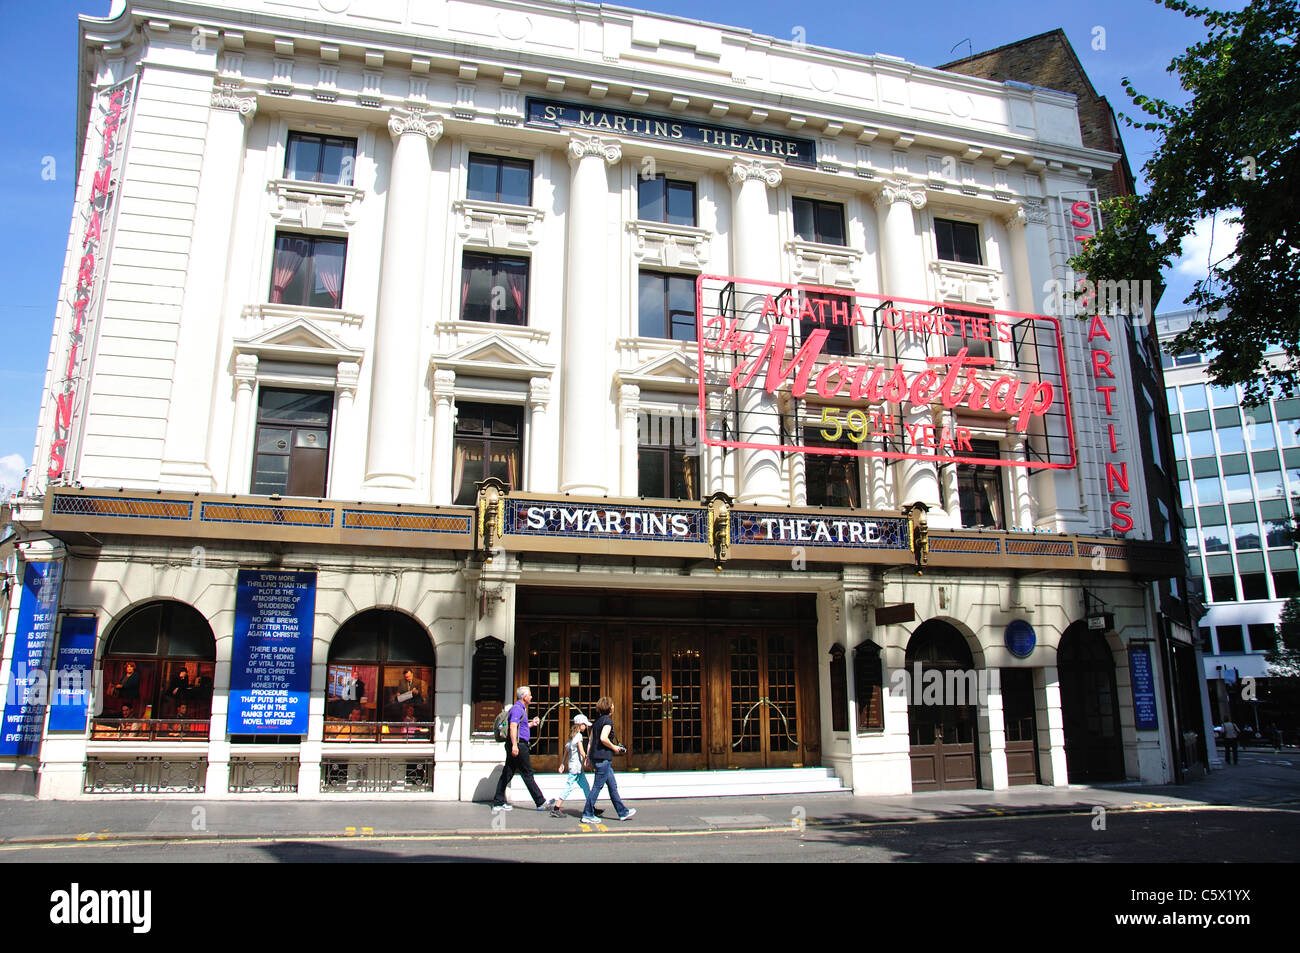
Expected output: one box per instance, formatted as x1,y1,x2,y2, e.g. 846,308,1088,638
549,808,564,818
492,803,513,812
617,808,636,821
579,815,598,824
594,808,605,817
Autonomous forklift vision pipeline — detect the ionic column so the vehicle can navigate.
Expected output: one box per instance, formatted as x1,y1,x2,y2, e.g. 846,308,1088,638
729,159,784,505
618,383,640,498
332,361,360,498
1009,436,1035,530
874,183,944,516
1004,205,1036,314
431,369,456,504
163,84,257,490
226,353,258,490
528,377,553,493
559,134,621,496
365,110,442,495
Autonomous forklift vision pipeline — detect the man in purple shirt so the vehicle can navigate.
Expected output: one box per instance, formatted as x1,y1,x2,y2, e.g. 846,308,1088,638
491,686,548,812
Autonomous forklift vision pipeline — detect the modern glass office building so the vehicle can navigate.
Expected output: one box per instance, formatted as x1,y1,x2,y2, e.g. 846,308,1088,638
1158,309,1296,726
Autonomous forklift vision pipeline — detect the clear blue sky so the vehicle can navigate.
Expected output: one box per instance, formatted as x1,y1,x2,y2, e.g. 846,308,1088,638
0,0,1216,490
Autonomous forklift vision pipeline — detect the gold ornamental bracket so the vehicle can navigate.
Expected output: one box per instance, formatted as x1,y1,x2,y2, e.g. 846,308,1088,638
903,501,930,574
704,490,734,572
474,477,509,561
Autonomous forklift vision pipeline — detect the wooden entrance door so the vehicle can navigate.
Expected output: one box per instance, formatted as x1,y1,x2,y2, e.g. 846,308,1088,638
723,628,805,769
1001,668,1040,785
515,622,605,764
625,627,708,770
906,620,980,792
1059,622,1124,782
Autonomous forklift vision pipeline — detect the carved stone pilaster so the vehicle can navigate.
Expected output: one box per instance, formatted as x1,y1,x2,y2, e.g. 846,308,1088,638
1019,199,1050,226
876,180,927,210
528,376,552,410
211,83,257,118
387,109,444,142
336,360,361,399
433,368,457,404
567,133,622,166
618,383,640,423
233,353,259,386
728,159,782,189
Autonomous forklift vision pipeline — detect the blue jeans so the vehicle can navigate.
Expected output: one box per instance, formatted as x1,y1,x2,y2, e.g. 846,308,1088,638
582,760,628,818
557,771,592,802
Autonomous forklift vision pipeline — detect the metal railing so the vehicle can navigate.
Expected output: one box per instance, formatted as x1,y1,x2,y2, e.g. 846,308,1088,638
84,757,207,794
320,757,435,793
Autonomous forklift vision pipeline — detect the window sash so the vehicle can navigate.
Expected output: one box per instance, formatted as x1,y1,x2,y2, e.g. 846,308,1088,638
637,175,697,226
285,132,357,186
638,271,697,341
461,253,529,325
467,153,534,205
270,234,347,309
935,218,983,265
793,197,846,246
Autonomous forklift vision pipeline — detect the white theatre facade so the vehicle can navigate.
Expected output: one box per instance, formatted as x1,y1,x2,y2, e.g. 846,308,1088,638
0,0,1204,800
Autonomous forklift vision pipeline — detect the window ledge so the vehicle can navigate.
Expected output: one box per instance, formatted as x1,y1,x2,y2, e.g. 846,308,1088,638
268,177,365,231
931,259,1004,307
244,302,366,330
452,199,545,250
786,239,862,287
435,320,550,345
629,220,711,269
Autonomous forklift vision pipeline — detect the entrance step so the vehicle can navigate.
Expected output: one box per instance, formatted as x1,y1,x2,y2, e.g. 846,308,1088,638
511,767,849,800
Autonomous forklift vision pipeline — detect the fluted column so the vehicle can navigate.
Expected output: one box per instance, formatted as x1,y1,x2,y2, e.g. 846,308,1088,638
163,84,256,490
559,134,621,495
332,361,361,498
617,384,640,497
226,353,258,490
874,182,944,516
431,369,456,504
527,377,553,493
365,109,442,495
1004,206,1036,314
729,159,784,504
868,456,888,509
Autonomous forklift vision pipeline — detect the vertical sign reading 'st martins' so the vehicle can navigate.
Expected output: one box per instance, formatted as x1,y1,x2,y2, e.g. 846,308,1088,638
228,570,316,735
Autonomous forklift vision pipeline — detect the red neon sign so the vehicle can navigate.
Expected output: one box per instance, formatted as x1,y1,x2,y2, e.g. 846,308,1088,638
694,274,1076,470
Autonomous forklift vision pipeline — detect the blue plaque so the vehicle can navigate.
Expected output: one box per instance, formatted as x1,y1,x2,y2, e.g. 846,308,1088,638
1129,645,1159,731
48,615,98,732
1004,619,1036,659
227,570,316,735
0,562,63,756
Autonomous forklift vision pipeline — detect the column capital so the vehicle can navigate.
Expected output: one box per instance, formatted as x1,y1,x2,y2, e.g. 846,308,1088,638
567,133,622,167
336,360,361,397
233,352,259,383
211,82,257,119
388,108,444,143
875,181,927,210
432,367,457,397
728,158,782,189
528,376,552,408
1014,199,1050,227
618,382,640,407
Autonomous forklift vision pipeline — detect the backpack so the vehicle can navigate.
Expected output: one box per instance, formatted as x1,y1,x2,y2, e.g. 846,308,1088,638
493,706,513,743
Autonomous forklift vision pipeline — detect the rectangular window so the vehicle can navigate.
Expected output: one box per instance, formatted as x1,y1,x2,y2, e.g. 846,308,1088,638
460,253,528,325
1240,573,1269,600
252,388,333,497
1216,625,1245,652
285,132,357,185
270,233,347,309
1274,570,1300,598
1180,384,1207,411
1209,576,1238,602
637,175,697,227
934,218,982,265
638,272,697,341
943,307,992,360
452,403,522,506
800,293,853,357
804,432,861,508
1201,524,1229,552
957,440,1005,529
466,153,533,206
638,414,700,500
1233,521,1261,551
1198,627,1213,653
1248,623,1278,653
792,197,846,246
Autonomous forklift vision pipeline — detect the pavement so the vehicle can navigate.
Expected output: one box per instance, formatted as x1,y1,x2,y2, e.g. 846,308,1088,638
1,748,1295,845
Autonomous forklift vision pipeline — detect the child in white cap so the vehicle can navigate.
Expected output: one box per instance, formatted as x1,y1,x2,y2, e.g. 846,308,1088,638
549,714,594,817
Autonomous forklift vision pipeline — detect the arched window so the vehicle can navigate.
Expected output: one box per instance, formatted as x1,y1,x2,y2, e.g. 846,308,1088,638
95,601,216,740
325,610,435,742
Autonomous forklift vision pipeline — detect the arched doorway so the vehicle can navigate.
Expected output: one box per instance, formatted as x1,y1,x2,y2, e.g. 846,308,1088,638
1058,621,1124,782
907,620,980,791
94,600,216,740
324,610,436,743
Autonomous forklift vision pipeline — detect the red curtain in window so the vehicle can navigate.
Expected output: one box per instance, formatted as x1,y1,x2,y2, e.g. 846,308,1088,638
271,242,303,303
316,247,343,307
504,266,526,320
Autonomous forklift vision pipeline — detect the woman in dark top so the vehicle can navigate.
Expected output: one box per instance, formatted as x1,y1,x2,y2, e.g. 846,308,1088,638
581,696,636,823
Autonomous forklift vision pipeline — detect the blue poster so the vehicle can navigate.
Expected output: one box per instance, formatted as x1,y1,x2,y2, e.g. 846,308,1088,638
1129,645,1159,731
0,562,64,756
48,615,98,732
227,570,316,735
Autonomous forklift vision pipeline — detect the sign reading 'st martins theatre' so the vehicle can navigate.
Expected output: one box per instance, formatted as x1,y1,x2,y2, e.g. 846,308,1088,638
527,98,817,166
